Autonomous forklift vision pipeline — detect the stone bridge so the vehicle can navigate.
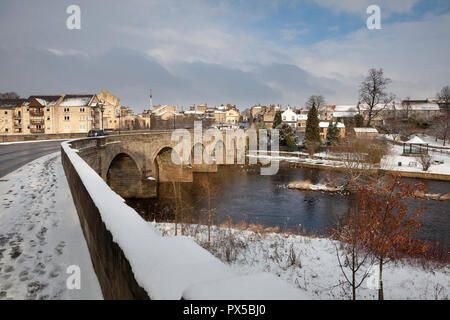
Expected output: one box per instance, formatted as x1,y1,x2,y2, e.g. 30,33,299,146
68,130,248,198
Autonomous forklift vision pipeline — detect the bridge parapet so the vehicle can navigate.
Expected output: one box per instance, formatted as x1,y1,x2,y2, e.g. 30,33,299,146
61,136,305,300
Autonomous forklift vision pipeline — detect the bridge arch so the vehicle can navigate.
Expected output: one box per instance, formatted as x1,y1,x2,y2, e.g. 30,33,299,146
106,153,142,198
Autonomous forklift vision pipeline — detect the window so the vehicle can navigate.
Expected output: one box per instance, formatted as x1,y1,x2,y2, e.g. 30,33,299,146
79,116,86,121
4,111,7,114
4,119,7,123
36,125,42,129
47,126,51,130
64,125,70,130
26,108,29,112
46,108,50,112
5,128,8,132
64,116,70,121
47,116,50,121
80,125,86,130
80,108,85,112
64,107,70,112
27,125,30,129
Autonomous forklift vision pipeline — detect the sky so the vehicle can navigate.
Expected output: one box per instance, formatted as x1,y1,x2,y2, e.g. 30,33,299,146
0,0,450,112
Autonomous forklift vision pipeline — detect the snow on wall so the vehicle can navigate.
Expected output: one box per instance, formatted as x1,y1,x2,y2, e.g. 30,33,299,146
61,140,307,300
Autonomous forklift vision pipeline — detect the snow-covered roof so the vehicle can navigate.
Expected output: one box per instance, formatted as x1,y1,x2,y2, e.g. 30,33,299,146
405,136,428,145
184,110,204,115
334,105,358,112
333,111,357,118
354,127,378,133
59,95,95,107
319,122,345,128
392,102,440,111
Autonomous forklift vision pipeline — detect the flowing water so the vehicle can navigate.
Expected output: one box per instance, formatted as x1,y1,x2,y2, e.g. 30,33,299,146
127,163,450,247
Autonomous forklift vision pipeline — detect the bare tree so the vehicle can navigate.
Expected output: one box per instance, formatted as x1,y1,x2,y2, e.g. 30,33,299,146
305,95,326,109
330,136,388,190
417,153,432,171
198,174,219,243
359,68,395,127
402,96,412,119
331,207,374,300
435,86,450,146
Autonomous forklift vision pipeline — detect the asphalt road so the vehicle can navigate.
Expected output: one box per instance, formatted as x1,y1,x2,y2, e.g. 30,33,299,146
0,140,64,178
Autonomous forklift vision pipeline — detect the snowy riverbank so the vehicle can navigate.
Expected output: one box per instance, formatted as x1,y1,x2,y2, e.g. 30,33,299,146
154,222,450,300
0,152,102,300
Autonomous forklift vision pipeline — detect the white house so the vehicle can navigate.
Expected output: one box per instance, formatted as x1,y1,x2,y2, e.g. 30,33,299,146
282,107,298,128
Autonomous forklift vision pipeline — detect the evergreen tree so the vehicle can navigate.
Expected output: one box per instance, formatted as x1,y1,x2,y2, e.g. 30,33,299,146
326,121,339,145
273,111,282,128
305,103,321,143
354,114,364,127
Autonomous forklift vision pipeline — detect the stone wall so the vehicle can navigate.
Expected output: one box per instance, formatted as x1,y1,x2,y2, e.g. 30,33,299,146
61,145,150,299
0,132,87,143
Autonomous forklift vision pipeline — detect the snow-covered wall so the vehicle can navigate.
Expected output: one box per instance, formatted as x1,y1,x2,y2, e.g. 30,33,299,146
61,139,306,300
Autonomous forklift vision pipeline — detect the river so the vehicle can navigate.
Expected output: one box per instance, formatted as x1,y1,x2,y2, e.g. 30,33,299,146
126,163,450,247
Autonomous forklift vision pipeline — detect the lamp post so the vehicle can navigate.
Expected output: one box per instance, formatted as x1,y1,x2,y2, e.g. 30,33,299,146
118,108,121,135
98,102,105,130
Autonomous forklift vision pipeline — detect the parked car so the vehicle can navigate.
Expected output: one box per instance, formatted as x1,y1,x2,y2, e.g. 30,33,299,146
88,130,110,137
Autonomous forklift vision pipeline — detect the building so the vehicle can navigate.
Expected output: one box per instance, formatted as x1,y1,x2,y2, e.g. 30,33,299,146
151,105,180,120
296,114,308,132
353,127,379,137
0,94,102,135
282,106,298,129
0,99,30,134
319,122,345,141
263,106,277,129
97,90,121,130
225,108,240,128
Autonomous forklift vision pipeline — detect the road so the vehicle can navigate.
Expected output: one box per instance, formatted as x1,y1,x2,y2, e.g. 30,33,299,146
0,141,64,178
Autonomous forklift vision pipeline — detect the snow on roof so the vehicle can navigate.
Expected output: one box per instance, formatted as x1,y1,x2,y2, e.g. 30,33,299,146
184,110,204,114
333,111,357,118
61,140,306,299
354,127,378,133
392,102,440,111
320,122,345,128
334,105,358,112
405,136,428,144
60,95,94,107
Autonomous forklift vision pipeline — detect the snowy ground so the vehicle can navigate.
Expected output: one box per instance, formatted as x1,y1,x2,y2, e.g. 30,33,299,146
381,144,450,175
249,143,450,176
154,223,450,300
0,152,102,300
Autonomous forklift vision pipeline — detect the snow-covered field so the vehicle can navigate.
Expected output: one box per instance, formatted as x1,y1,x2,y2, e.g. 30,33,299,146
0,153,102,300
381,144,450,175
154,223,450,300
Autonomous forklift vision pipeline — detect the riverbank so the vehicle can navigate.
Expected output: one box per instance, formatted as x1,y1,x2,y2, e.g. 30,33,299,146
249,144,450,182
153,222,450,300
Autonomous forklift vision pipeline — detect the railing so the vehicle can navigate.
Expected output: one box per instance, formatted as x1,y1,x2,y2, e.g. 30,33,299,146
29,110,44,117
30,128,45,134
30,119,44,125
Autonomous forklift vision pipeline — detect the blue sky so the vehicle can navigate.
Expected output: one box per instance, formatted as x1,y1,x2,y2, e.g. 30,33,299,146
1,0,450,111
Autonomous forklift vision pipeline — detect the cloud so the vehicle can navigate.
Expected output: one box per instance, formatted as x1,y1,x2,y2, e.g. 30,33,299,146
280,28,309,42
313,0,420,16
0,0,449,108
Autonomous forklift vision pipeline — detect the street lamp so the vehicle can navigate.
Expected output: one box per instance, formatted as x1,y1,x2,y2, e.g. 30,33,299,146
98,102,105,130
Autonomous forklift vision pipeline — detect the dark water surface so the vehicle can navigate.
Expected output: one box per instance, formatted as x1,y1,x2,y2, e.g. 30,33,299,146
127,164,450,247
